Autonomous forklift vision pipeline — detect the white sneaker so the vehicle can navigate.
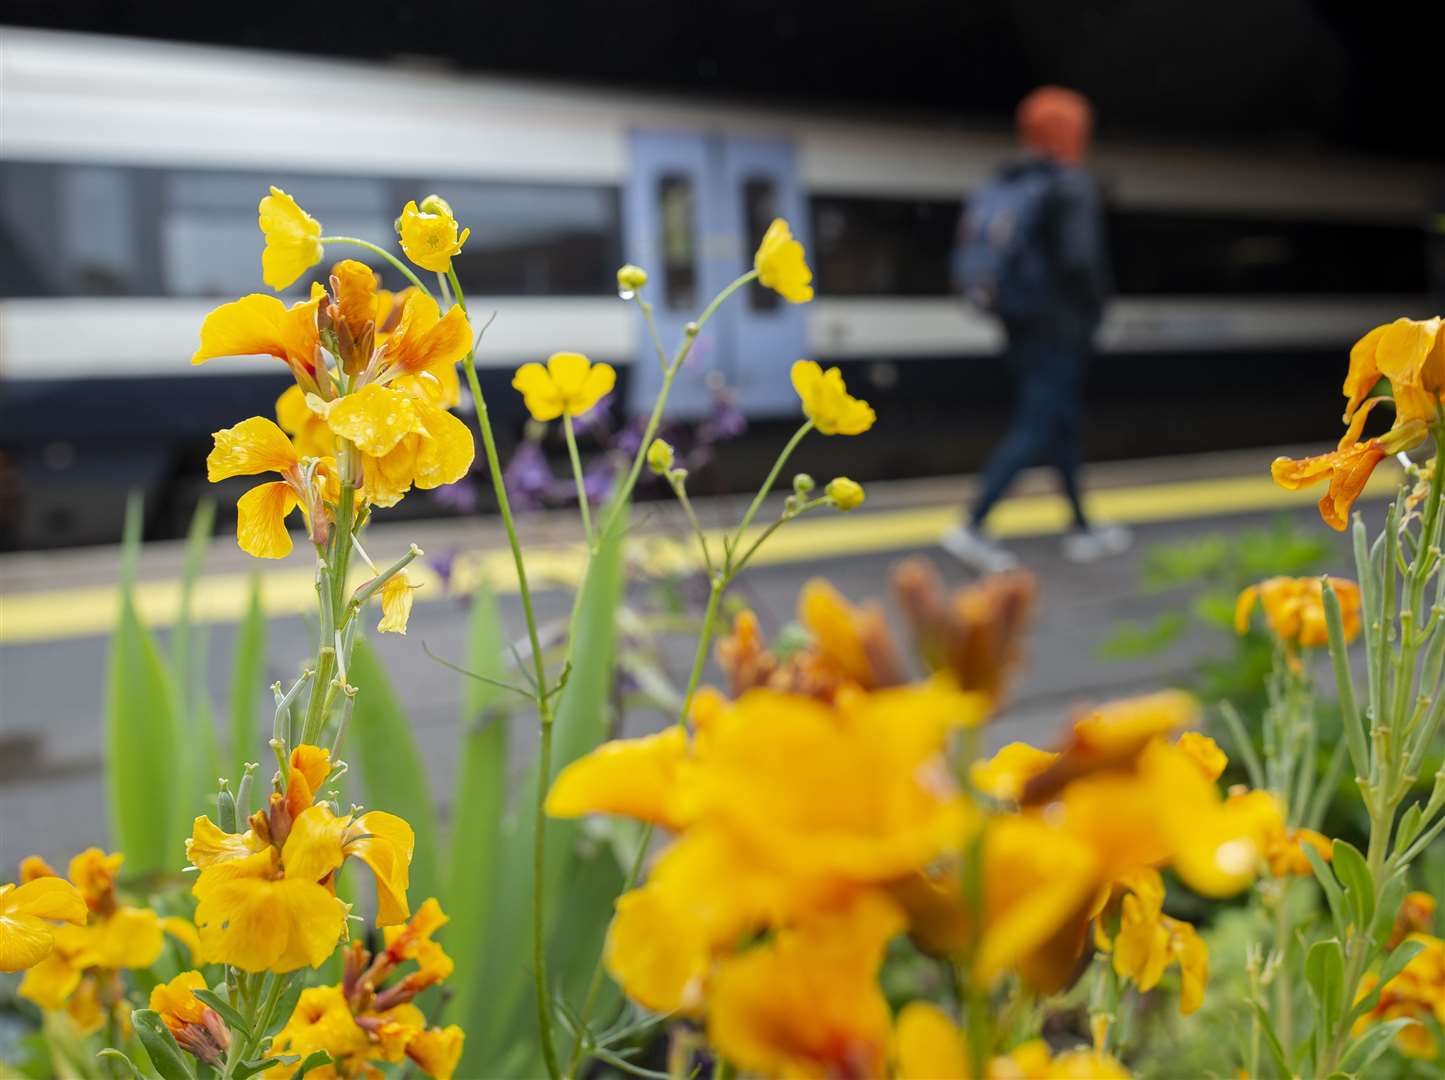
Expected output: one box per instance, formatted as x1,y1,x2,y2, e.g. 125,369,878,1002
939,526,1019,574
1061,523,1134,563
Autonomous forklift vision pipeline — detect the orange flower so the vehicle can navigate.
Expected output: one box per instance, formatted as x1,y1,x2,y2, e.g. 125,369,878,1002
1235,576,1362,648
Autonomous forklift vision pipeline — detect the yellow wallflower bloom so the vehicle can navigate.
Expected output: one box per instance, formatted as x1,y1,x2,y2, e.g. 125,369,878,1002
1274,316,1441,529
269,986,371,1071
753,218,814,303
546,726,691,829
397,198,470,273
193,285,327,391
791,360,875,435
706,893,901,1079
377,571,417,634
259,186,324,291
512,352,617,421
1352,932,1445,1060
826,476,865,510
1235,575,1362,647
1175,731,1227,780
16,850,165,1016
207,416,333,558
152,970,233,1066
276,384,334,459
894,1001,971,1079
1262,822,1333,878
0,877,86,972
404,1025,465,1080
971,742,1058,802
1107,869,1209,1014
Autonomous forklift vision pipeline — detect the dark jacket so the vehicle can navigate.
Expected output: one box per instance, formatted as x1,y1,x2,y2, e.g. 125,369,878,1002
999,156,1112,348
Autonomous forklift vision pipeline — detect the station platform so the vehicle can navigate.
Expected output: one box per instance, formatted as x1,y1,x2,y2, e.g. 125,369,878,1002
0,445,1396,869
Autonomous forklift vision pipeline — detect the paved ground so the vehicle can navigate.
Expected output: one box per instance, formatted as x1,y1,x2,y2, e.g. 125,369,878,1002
0,446,1384,870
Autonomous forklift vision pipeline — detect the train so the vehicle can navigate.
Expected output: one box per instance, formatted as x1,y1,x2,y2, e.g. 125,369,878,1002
2,27,1442,547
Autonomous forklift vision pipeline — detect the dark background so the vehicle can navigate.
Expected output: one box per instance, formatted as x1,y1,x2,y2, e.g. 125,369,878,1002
4,0,1441,160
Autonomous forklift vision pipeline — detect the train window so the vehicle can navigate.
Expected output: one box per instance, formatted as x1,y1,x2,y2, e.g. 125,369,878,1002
742,177,780,311
0,161,624,299
810,195,961,296
413,180,622,296
657,173,698,311
0,162,146,297
1107,211,1431,296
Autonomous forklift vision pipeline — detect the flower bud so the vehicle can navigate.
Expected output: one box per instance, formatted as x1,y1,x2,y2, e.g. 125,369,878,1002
419,194,455,218
647,438,675,474
617,264,649,292
793,473,815,495
826,477,864,511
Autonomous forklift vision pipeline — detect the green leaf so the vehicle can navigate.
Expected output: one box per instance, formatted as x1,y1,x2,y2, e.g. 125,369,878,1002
232,1058,286,1079
1331,839,1375,929
467,520,627,1076
443,585,512,1045
132,1009,196,1080
347,637,442,916
1304,938,1345,1034
1305,842,1349,941
190,988,252,1040
106,495,182,875
1248,999,1292,1080
96,1049,147,1079
1340,1017,1417,1074
172,498,219,831
293,1050,334,1079
1094,612,1187,661
229,575,268,783
1371,870,1408,951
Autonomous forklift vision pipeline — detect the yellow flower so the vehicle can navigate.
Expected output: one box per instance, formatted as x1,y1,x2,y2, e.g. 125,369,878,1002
192,285,327,390
189,768,414,971
1262,823,1333,878
546,726,691,830
207,416,334,559
0,877,86,972
647,438,675,474
791,360,876,435
150,970,209,1033
405,1025,465,1080
617,264,648,292
707,893,901,1079
377,571,417,634
970,742,1058,802
276,384,334,459
1352,933,1445,1060
1235,576,1362,647
259,186,324,291
826,476,864,510
16,850,165,1015
1175,731,1227,780
1108,869,1209,1014
511,352,617,421
1273,316,1442,530
269,986,371,1071
397,198,470,273
894,1001,971,1079
754,218,814,303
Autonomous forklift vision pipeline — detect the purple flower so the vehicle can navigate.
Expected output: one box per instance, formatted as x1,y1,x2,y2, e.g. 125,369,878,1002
432,474,479,514
504,439,555,512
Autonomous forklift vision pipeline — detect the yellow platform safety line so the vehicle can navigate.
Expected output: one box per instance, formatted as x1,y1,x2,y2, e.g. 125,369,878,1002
0,466,1400,645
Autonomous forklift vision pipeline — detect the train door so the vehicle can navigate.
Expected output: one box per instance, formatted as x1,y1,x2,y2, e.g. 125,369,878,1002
624,131,808,418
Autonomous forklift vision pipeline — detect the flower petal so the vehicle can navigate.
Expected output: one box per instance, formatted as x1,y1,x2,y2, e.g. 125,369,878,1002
236,481,300,559
347,810,415,926
207,417,300,481
512,362,565,422
545,726,690,828
324,384,428,458
259,186,324,291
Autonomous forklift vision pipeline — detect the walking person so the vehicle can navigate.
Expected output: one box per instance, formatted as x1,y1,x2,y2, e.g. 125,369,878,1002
941,85,1130,572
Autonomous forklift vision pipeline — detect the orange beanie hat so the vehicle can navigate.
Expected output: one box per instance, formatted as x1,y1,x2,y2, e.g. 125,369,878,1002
1017,86,1094,165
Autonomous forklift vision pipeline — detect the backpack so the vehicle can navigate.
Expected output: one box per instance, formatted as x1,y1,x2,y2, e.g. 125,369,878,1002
952,164,1059,322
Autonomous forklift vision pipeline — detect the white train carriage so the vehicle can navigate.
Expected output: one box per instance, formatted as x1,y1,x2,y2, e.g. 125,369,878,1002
1,27,1441,544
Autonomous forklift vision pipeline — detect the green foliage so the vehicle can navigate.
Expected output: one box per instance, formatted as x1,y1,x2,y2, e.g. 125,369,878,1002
228,575,267,784
442,585,513,1039
131,1009,195,1080
465,520,628,1078
105,495,183,875
347,636,442,917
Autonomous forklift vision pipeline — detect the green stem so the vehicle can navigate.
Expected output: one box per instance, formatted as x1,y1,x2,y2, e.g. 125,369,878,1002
563,414,594,546
596,270,758,547
319,236,433,297
670,479,714,576
446,263,560,1080
634,296,669,375
1272,882,1294,1060
730,421,813,555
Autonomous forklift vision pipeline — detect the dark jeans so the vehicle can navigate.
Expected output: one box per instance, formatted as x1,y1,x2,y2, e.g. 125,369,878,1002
970,335,1089,531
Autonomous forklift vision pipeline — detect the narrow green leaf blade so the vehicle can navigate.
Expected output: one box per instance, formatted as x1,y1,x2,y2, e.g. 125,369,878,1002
293,1050,335,1079
1304,938,1345,1034
132,1009,195,1080
347,637,442,916
190,988,252,1040
1304,843,1349,941
1340,1017,1416,1074
1248,1000,1292,1080
443,584,511,1045
229,574,268,782
96,1049,147,1079
106,497,181,874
